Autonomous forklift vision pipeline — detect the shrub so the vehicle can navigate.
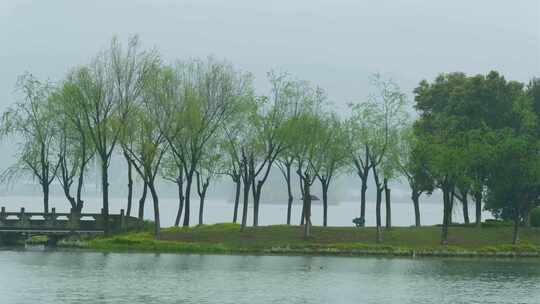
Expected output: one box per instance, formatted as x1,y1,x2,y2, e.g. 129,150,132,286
482,219,513,228
530,208,540,227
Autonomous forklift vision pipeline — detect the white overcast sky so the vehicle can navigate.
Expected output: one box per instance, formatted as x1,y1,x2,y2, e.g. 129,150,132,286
1,0,538,113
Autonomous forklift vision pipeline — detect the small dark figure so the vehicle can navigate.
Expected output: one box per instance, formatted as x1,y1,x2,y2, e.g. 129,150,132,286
353,217,365,227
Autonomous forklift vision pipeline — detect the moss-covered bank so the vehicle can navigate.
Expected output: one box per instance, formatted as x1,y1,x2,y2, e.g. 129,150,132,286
59,223,540,258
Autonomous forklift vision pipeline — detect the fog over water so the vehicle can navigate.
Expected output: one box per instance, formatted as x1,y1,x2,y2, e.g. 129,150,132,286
0,0,538,225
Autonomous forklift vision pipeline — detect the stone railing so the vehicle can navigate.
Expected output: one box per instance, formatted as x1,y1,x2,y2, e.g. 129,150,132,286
0,207,140,233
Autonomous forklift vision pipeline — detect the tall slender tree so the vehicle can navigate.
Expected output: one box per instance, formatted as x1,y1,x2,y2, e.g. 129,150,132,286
315,113,348,226
122,64,169,238
50,79,95,213
71,36,158,233
1,73,59,214
395,126,433,227
163,58,252,227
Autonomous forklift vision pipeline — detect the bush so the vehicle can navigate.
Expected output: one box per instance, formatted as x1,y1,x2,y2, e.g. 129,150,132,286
530,208,540,227
139,220,155,232
482,219,513,228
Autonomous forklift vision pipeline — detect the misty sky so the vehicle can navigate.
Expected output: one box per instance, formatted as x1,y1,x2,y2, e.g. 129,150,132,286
0,0,539,202
1,0,538,110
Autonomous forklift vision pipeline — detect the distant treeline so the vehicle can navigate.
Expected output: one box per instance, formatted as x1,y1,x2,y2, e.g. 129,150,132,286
1,36,538,244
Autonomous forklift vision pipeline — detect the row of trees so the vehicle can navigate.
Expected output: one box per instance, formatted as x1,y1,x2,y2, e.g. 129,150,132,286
413,72,540,244
2,36,538,244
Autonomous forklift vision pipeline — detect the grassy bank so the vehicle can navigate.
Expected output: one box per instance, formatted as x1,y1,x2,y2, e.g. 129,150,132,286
69,223,540,258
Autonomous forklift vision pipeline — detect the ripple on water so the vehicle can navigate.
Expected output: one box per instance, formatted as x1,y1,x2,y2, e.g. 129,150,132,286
0,251,539,304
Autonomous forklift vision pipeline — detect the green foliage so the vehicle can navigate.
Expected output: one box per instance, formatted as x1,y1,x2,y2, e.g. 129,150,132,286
413,71,540,243
0,73,59,194
394,125,434,194
529,208,540,227
481,219,514,228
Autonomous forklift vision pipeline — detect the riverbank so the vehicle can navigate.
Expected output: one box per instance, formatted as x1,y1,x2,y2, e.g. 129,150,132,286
58,223,540,258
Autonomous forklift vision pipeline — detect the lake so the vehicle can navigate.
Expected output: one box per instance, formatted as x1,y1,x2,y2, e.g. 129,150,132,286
0,250,538,304
0,195,493,227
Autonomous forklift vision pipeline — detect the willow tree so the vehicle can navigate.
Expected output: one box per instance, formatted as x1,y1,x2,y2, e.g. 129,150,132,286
50,78,94,214
222,92,256,224
395,126,433,227
379,129,402,229
249,72,300,226
122,64,169,238
351,74,408,241
72,36,158,233
292,111,324,238
314,113,348,226
161,153,185,226
276,76,319,225
196,141,226,225
345,104,375,225
163,58,252,227
277,83,326,235
1,73,58,213
222,94,259,230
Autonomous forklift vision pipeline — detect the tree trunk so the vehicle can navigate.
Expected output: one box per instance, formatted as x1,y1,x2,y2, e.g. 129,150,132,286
137,181,148,221
461,194,470,225
60,176,76,211
75,135,87,213
233,177,241,223
441,188,452,245
252,180,262,227
412,191,421,227
75,167,85,213
101,158,109,235
302,176,312,239
360,175,368,222
174,178,184,227
183,172,193,227
474,192,482,227
322,182,329,227
126,155,133,217
285,164,293,225
449,190,455,224
240,179,250,231
42,182,50,214
384,179,391,229
40,142,49,214
198,195,205,226
299,174,305,225
375,187,383,242
512,210,520,245
148,181,160,239
197,174,209,226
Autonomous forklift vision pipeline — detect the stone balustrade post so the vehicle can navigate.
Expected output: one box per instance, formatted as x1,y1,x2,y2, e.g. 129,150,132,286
18,207,30,228
120,209,126,232
0,207,5,226
46,207,57,228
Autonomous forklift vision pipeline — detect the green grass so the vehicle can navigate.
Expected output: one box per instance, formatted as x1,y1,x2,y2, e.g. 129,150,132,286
78,223,540,257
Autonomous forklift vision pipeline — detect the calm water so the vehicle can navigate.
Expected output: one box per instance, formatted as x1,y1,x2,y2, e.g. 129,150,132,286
0,195,493,227
0,250,538,304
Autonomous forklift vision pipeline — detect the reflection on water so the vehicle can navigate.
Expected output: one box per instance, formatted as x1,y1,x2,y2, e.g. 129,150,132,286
0,250,538,304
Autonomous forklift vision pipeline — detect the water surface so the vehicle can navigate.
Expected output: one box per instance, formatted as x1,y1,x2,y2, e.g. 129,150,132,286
0,250,538,304
0,195,493,227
